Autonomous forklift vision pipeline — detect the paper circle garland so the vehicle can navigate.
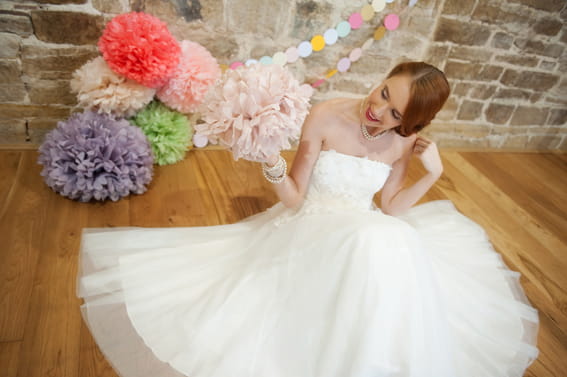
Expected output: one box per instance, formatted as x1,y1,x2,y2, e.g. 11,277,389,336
374,25,386,40
245,59,258,66
348,13,363,29
337,57,351,72
311,35,325,51
272,51,287,65
230,61,244,70
372,0,386,12
259,56,273,65
298,41,313,57
349,48,362,62
323,28,339,45
361,4,375,21
286,47,299,63
336,21,351,37
384,14,400,30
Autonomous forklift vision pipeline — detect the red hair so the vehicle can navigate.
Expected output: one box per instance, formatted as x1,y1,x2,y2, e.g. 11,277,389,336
387,62,450,136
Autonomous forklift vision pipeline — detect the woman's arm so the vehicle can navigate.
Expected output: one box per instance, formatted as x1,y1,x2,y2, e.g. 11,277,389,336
265,103,326,208
380,135,443,216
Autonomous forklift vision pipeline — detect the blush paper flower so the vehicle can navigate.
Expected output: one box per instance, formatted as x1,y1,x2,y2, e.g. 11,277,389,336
130,101,192,165
196,64,313,161
98,12,181,88
157,40,221,114
71,57,156,117
38,111,154,202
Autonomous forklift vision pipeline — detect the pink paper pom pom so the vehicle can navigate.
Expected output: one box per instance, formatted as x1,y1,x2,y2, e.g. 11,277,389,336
157,40,221,114
98,12,181,88
70,57,156,117
196,64,314,162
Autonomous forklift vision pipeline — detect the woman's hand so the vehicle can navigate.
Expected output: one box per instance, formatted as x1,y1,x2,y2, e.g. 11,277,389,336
413,136,443,178
264,154,280,167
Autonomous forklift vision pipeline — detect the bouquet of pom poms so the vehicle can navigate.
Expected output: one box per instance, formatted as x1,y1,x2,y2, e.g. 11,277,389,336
196,63,313,162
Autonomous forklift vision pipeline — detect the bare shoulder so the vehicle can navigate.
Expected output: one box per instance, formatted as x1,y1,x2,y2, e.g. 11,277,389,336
302,98,349,137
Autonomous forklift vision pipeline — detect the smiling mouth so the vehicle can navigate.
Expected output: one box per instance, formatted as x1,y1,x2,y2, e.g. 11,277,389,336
365,107,379,122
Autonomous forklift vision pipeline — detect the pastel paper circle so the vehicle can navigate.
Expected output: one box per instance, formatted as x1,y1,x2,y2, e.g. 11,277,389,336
311,35,325,51
193,134,208,148
384,14,400,31
245,59,258,66
324,28,338,45
362,38,374,50
259,56,273,65
312,78,326,88
385,0,395,3
349,48,362,62
348,13,363,29
410,0,418,6
297,41,313,57
361,4,375,21
286,47,299,63
272,51,287,65
336,21,351,37
337,57,351,72
372,0,386,12
374,26,386,40
229,61,243,70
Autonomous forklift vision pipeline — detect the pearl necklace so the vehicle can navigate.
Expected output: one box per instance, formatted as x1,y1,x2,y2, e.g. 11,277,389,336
360,124,389,141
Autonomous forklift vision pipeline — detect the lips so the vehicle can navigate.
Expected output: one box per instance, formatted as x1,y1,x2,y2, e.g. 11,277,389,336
365,107,379,122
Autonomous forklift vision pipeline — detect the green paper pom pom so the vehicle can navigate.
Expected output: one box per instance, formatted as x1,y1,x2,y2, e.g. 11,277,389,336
131,101,193,165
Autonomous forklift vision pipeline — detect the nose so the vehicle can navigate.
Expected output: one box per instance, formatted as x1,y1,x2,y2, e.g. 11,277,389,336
373,103,388,117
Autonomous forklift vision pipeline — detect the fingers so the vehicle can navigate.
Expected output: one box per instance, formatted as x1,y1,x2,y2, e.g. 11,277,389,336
413,136,437,154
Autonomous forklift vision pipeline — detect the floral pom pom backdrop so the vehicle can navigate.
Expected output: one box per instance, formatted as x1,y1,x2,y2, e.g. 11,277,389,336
38,111,154,202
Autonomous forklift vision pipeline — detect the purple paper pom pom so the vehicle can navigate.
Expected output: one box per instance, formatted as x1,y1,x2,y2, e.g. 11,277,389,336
38,111,154,202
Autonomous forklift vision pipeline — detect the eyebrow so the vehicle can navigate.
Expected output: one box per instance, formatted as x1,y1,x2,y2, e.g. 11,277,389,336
384,85,404,119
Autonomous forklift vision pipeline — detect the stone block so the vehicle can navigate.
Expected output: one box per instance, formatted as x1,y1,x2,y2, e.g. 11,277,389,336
548,108,567,125
485,103,515,124
424,44,449,69
478,65,503,81
448,46,492,62
457,100,483,121
491,32,513,49
436,136,489,149
500,69,520,86
0,13,32,36
0,59,21,84
494,88,531,101
470,84,496,100
331,78,368,95
539,60,557,71
290,0,333,39
92,0,125,13
525,135,562,150
31,11,104,45
226,0,290,39
510,106,549,126
21,42,98,80
28,79,76,106
434,17,491,46
532,17,563,36
507,0,564,12
442,0,476,16
472,1,531,29
495,54,539,68
444,61,482,81
0,104,70,120
514,38,564,58
453,83,472,97
453,123,491,138
500,69,559,91
0,83,26,102
501,135,528,149
36,0,86,3
437,97,458,121
0,33,20,58
0,120,27,144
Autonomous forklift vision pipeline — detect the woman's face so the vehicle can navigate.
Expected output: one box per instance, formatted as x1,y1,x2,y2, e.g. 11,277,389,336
360,74,411,133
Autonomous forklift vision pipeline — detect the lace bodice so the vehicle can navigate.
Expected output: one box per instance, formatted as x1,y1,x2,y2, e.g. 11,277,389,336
302,149,392,212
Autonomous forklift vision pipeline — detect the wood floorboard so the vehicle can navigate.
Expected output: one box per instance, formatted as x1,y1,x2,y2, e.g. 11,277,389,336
0,150,565,376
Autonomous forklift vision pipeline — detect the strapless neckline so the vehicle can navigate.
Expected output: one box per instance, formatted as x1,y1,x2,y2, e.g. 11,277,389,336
320,149,392,170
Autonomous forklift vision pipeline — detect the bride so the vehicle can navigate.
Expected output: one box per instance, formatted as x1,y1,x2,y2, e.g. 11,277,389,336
78,62,539,377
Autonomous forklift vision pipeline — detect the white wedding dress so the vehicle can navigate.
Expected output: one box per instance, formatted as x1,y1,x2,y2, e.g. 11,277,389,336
78,149,539,377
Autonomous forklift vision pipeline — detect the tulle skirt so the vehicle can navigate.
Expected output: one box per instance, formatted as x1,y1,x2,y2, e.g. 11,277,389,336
78,200,539,377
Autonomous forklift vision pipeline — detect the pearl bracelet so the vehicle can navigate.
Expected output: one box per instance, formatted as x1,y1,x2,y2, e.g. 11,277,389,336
261,155,287,184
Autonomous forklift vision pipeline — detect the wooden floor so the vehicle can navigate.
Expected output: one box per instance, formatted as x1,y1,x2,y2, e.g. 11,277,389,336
0,149,566,377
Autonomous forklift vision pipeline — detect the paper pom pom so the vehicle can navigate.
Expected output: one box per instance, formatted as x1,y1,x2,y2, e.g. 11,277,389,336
130,101,192,165
71,57,156,117
38,111,154,202
196,64,313,162
157,40,221,114
98,12,181,88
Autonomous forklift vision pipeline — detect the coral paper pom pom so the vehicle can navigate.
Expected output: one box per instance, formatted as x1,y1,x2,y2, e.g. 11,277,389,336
98,12,181,88
196,64,314,162
38,111,154,202
157,40,221,114
71,57,156,117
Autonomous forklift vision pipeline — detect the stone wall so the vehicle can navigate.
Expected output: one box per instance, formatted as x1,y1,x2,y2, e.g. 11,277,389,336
0,0,565,150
